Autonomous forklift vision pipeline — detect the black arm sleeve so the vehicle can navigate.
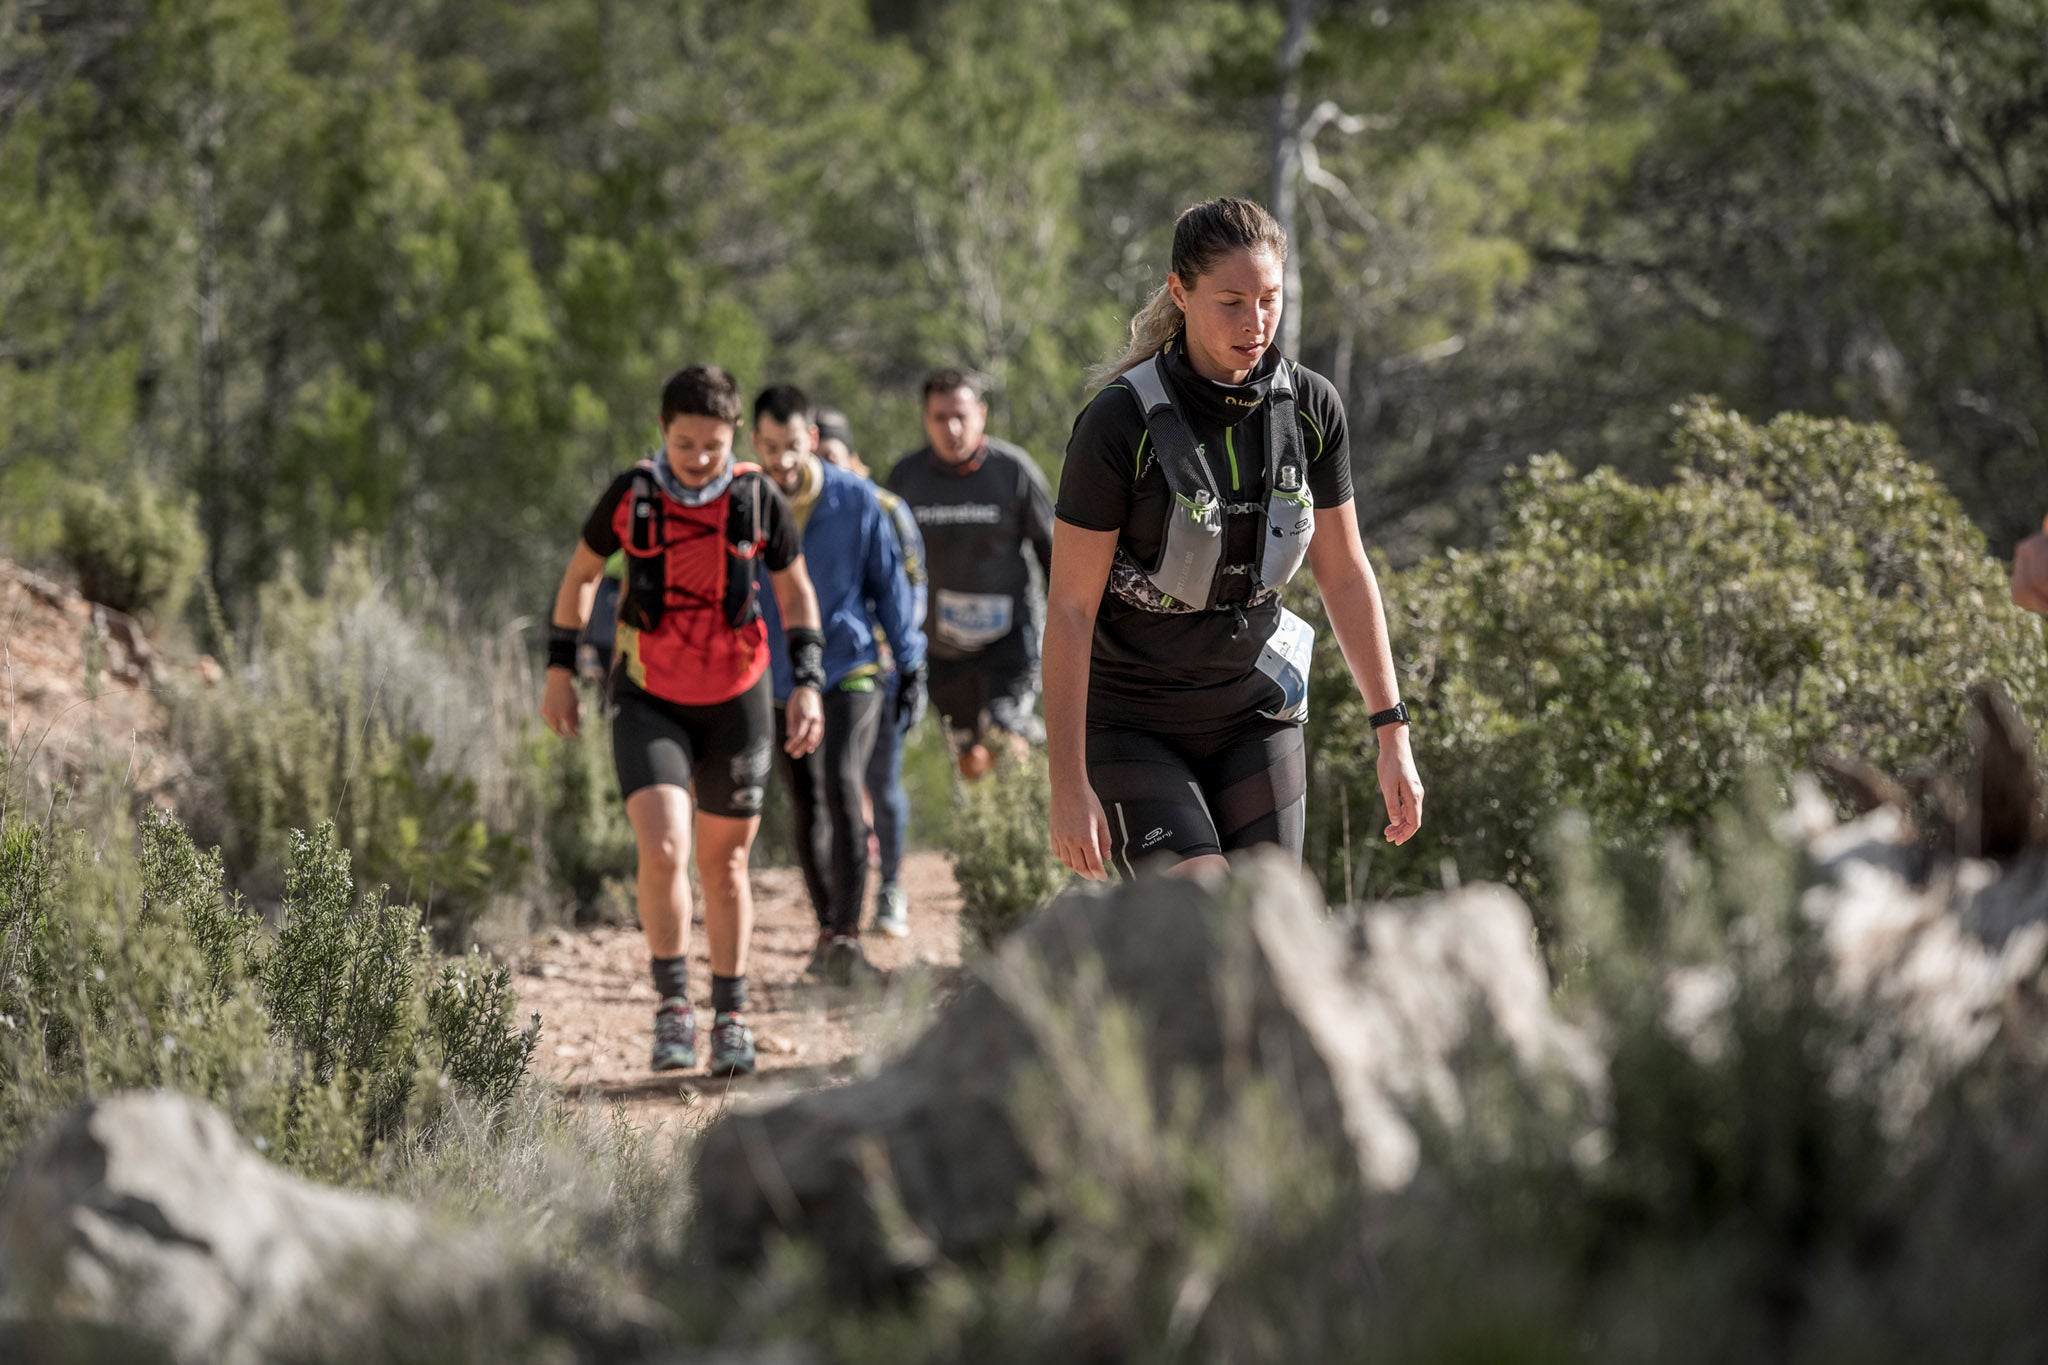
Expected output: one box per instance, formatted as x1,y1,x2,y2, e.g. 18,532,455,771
756,478,802,571
1055,386,1143,532
1298,368,1354,508
579,471,638,556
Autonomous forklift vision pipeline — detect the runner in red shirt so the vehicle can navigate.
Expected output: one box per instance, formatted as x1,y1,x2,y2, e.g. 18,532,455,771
542,364,825,1076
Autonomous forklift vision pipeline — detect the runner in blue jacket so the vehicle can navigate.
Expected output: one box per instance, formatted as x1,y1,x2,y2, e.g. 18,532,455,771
753,384,928,983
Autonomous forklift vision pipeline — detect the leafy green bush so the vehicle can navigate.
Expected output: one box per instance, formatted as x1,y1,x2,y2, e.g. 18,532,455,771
55,473,206,621
1314,401,2048,900
0,799,537,1181
952,755,1070,949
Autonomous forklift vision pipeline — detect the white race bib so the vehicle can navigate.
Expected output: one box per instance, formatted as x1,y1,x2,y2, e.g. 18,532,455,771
1254,606,1314,723
934,590,1015,650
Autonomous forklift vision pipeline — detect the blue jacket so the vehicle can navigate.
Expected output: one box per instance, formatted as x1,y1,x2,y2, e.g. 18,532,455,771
763,460,927,700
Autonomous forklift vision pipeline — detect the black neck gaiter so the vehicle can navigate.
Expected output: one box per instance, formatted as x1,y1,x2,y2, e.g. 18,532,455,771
1162,332,1282,430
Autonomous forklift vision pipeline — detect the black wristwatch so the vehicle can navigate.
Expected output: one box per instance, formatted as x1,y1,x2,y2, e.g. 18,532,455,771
1368,701,1410,730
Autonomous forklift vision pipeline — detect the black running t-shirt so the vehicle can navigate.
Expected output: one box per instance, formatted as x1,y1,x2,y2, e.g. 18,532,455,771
1057,343,1353,731
884,437,1055,664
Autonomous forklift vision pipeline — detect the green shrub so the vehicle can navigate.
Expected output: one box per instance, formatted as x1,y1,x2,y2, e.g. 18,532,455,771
952,755,1070,949
533,705,637,923
1314,400,2048,900
0,799,537,1182
55,473,206,621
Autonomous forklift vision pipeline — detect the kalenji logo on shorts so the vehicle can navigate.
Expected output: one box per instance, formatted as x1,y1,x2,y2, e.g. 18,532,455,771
1141,827,1170,848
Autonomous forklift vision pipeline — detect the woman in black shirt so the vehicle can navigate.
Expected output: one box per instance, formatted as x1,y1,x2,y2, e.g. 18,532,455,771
1045,197,1423,879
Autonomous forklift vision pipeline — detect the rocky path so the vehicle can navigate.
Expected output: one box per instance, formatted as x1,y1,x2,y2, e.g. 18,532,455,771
513,850,963,1128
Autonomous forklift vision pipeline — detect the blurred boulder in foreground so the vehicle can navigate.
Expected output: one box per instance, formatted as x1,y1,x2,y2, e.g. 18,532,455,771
0,1091,426,1364
690,852,1607,1293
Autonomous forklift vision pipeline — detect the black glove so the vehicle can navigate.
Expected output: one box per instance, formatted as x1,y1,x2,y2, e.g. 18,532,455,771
895,661,928,732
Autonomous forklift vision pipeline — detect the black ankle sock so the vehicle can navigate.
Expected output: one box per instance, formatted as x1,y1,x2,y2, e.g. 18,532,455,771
651,955,689,1002
711,973,747,1014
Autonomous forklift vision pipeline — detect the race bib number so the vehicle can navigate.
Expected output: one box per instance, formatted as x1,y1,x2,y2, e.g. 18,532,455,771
934,590,1015,650
1254,606,1315,723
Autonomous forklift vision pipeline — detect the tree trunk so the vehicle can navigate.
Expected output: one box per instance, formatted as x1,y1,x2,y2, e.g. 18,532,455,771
1270,0,1315,357
189,98,231,609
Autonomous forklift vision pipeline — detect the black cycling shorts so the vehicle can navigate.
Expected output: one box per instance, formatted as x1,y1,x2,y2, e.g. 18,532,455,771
610,673,773,816
1085,715,1307,873
929,631,1043,753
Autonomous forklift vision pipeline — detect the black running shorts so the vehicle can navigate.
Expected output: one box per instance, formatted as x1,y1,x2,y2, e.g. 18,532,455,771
1085,715,1307,873
928,631,1043,753
610,674,773,816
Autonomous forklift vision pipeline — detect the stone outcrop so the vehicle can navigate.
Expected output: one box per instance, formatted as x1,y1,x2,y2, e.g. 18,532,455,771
1788,782,2048,1135
1666,687,2048,1135
690,852,1605,1291
0,1091,429,1364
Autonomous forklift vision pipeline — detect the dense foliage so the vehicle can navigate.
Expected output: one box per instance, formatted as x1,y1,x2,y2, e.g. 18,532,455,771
0,795,537,1180
55,472,206,621
1310,401,2048,901
5,0,2046,623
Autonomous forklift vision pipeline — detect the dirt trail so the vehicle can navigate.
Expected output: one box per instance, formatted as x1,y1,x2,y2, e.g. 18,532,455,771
512,850,963,1128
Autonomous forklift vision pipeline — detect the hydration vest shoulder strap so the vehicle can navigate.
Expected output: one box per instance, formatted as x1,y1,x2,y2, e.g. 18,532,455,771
722,469,767,628
621,463,668,632
1264,362,1306,490
1121,355,1218,503
627,462,665,553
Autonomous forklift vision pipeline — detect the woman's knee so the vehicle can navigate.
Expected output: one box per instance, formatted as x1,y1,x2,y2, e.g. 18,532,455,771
694,817,756,887
637,827,689,879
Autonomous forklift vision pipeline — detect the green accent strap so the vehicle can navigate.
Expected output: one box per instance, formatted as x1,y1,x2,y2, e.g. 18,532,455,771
1133,430,1150,481
1225,428,1241,490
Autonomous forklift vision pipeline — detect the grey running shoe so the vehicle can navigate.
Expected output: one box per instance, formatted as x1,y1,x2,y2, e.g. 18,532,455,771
708,1011,757,1077
651,997,696,1072
872,882,909,938
824,934,882,987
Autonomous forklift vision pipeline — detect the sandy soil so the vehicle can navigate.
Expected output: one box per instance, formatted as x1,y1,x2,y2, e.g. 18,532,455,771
512,850,963,1129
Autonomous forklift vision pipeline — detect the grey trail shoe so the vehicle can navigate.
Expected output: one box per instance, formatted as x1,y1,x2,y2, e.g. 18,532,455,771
872,883,909,938
707,1011,757,1078
651,997,696,1072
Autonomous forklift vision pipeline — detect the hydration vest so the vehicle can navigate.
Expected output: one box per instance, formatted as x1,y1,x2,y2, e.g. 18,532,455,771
618,459,767,634
1107,354,1314,614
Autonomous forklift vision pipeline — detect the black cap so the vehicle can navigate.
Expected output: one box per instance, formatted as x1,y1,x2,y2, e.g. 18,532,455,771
814,407,854,449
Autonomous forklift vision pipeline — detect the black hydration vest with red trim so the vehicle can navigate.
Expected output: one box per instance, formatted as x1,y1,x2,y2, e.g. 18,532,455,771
619,460,767,634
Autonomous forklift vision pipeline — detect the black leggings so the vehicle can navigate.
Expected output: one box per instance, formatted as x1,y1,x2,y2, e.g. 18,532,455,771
775,683,885,935
1085,716,1307,875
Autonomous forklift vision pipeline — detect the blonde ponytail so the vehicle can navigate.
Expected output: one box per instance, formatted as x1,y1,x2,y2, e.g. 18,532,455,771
1085,196,1288,392
1088,283,1184,389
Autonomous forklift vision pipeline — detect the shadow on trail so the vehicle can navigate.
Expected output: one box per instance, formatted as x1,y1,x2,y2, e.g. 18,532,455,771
572,1058,862,1107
